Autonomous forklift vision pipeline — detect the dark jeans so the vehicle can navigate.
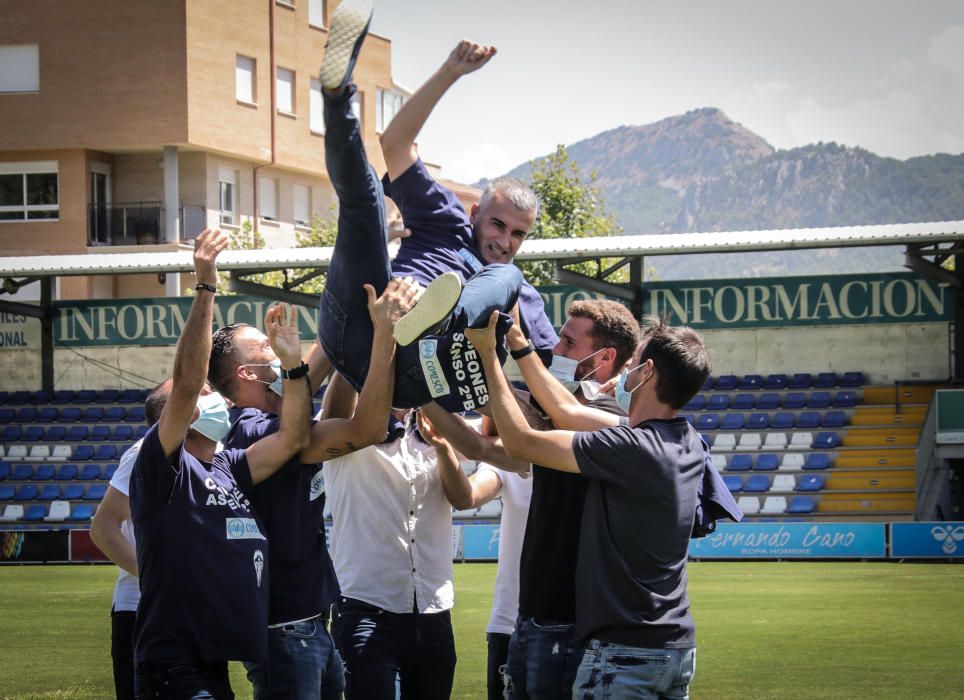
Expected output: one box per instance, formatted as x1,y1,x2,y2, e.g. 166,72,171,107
332,597,457,700
243,615,345,699
506,616,583,700
134,659,233,700
318,85,521,408
488,632,511,700
111,608,136,700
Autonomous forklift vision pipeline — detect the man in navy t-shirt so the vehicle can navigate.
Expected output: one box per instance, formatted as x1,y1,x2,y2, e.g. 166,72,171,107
129,229,314,699
467,313,719,700
316,4,556,415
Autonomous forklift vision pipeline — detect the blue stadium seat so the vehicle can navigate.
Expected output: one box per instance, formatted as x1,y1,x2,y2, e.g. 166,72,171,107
0,391,8,404
728,454,753,471
841,371,864,387
11,391,31,404
23,425,44,442
680,414,695,426
81,407,105,423
95,445,117,461
797,411,821,429
63,484,85,500
757,393,781,410
813,432,840,449
104,406,126,422
68,504,95,521
60,407,82,422
783,392,806,409
2,425,22,442
0,484,15,500
91,425,112,442
135,425,148,439
0,461,9,480
32,464,55,481
55,464,78,481
804,453,831,470
697,414,720,431
38,407,58,422
112,425,133,441
707,395,730,411
723,475,743,493
16,407,37,422
822,411,847,428
126,406,146,423
0,408,14,423
79,464,101,480
714,375,739,391
744,474,770,492
732,394,756,410
15,484,38,500
787,495,815,514
833,391,858,407
86,483,107,501
808,391,832,409
814,372,838,388
797,474,825,492
66,425,89,441
120,389,143,403
755,454,780,471
772,412,795,429
75,390,97,404
764,373,788,390
45,426,67,442
102,464,118,481
701,377,714,391
54,390,75,403
99,389,120,403
12,464,33,480
73,445,95,461
789,373,812,389
721,413,745,430
740,374,763,390
683,395,706,411
30,390,52,404
23,503,47,521
40,484,61,501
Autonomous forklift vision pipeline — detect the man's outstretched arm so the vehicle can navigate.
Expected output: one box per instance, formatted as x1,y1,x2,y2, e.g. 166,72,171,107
380,40,496,181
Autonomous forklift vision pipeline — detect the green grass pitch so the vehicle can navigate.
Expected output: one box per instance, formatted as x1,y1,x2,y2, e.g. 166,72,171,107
1,562,963,699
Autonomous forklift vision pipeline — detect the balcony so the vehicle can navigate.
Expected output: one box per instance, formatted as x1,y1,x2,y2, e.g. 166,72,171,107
88,202,206,246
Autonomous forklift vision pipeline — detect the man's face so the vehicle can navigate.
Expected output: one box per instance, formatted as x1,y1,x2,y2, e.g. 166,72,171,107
553,315,611,382
470,191,536,265
235,326,278,383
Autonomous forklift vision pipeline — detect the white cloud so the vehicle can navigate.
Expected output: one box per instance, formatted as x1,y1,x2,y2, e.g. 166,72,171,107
436,141,513,184
753,81,792,99
927,25,964,79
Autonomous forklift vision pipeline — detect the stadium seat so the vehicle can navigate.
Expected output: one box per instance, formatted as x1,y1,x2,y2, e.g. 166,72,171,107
761,496,787,515
6,445,28,461
804,453,831,470
808,391,832,409
90,425,111,442
814,372,838,388
737,496,760,515
31,390,52,404
112,425,133,441
86,483,107,501
714,375,739,391
55,464,78,480
0,461,9,480
738,433,762,450
772,412,795,429
54,390,75,403
22,425,44,441
783,392,806,409
723,475,743,493
772,474,796,491
713,433,737,451
66,425,88,441
74,445,95,461
45,500,71,521
75,389,97,403
104,406,126,422
732,394,756,410
755,454,779,471
683,395,706,411
0,391,7,404
60,407,82,422
679,414,695,426
764,373,788,390
745,474,770,492
45,426,66,441
120,389,143,403
812,431,841,449
701,377,714,391
38,407,58,422
99,389,120,403
763,433,788,450
711,454,727,470
102,464,118,481
68,504,95,521
63,484,85,500
0,408,14,423
757,393,781,410
32,464,55,481
833,391,858,408
822,410,847,428
740,374,763,390
134,425,148,439
25,445,51,462
721,413,745,430
11,391,31,404
0,484,15,500
797,411,821,429
16,407,37,422
697,414,720,431
94,445,117,461
728,454,753,471
81,407,105,423
49,445,72,461
23,503,47,521
476,499,502,518
790,432,814,449
841,371,864,387
12,464,33,480
789,373,812,389
15,484,38,500
79,464,101,480
786,495,815,514
780,453,805,470
707,395,730,411
0,504,24,521
797,474,825,492
2,425,22,442
40,484,61,501
747,413,769,430
126,406,146,423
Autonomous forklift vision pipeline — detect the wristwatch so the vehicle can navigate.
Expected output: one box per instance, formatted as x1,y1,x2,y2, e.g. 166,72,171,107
280,362,310,380
509,340,535,360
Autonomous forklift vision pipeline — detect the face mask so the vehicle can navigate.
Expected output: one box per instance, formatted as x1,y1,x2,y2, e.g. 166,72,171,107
578,380,603,401
549,348,604,391
615,362,649,413
191,392,231,442
245,359,283,396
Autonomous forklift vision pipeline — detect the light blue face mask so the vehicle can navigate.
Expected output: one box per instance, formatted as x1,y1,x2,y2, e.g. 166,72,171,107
245,359,283,396
548,348,604,391
615,362,649,413
190,392,231,442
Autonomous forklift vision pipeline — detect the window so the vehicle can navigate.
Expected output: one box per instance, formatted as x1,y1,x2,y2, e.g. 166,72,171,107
218,168,237,226
277,67,295,114
309,78,324,134
259,177,278,221
277,0,295,7
0,161,58,221
351,91,363,127
0,45,39,93
309,0,325,28
293,185,311,227
236,55,256,104
376,88,404,133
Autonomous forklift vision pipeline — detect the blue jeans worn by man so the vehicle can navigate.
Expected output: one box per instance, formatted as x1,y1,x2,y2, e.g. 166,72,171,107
244,615,345,699
506,616,582,700
573,642,695,700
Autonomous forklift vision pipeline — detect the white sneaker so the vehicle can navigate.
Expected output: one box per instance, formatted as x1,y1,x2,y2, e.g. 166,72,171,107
393,272,462,346
319,0,374,92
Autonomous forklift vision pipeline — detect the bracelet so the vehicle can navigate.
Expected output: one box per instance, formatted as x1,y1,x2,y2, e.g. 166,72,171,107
280,362,310,380
509,340,535,360
195,283,217,294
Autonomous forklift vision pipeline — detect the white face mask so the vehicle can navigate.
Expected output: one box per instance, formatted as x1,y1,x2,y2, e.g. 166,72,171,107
548,348,605,391
243,359,283,396
190,392,231,442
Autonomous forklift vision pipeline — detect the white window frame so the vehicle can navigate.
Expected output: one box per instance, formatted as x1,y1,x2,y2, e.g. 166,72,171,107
0,45,40,93
218,168,238,227
375,88,404,133
0,161,59,222
308,0,326,29
276,67,295,114
293,184,311,228
259,177,278,221
351,91,363,127
309,77,324,135
236,55,256,105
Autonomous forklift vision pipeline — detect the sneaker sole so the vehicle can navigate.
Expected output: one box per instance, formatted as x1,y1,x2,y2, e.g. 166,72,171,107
394,272,462,347
319,0,374,91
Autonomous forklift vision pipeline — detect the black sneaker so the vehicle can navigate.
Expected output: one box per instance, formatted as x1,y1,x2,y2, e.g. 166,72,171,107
319,0,374,93
394,272,463,346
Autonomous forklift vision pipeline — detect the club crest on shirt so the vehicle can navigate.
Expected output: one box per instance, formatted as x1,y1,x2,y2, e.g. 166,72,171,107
253,549,264,587
309,469,325,502
225,517,266,540
419,338,450,398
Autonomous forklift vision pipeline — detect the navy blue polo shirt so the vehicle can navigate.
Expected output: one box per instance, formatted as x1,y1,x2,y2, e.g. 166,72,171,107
130,424,268,663
224,406,339,625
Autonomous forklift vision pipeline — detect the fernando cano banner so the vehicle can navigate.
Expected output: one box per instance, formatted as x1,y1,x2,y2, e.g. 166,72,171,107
687,522,887,559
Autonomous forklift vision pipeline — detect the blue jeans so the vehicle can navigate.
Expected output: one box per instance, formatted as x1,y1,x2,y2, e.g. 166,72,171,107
505,617,583,699
134,659,233,699
318,86,521,408
332,597,457,700
572,641,696,700
243,616,345,699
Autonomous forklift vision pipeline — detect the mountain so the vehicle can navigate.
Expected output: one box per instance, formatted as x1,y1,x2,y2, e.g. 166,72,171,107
494,108,964,279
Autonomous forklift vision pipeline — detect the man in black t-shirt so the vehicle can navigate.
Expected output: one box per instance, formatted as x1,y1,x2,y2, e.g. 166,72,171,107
468,314,716,700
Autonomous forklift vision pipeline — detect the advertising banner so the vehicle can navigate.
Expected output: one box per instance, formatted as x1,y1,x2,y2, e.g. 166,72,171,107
891,522,964,558
69,529,108,563
688,522,887,559
461,524,500,561
0,530,69,563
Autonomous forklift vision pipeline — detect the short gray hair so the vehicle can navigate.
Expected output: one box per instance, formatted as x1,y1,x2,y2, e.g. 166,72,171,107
479,176,539,219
